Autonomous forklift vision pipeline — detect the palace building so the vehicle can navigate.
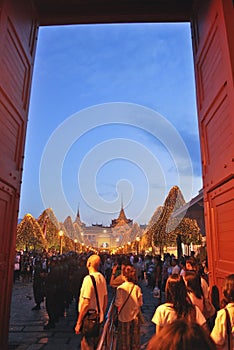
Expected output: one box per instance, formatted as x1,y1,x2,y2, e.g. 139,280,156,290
76,204,135,249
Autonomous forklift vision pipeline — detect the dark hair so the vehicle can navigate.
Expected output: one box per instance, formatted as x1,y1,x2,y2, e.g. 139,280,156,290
223,274,234,303
123,265,137,283
146,320,216,350
185,271,203,299
166,274,196,320
185,257,197,271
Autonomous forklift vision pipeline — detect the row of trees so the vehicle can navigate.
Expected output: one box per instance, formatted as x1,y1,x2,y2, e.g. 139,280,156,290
16,209,83,253
16,186,203,255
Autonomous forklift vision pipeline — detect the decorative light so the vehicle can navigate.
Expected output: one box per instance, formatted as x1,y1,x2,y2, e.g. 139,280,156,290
74,238,78,252
58,230,64,254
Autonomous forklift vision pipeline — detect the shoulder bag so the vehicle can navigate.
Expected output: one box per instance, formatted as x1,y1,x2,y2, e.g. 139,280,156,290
82,275,101,338
225,308,233,350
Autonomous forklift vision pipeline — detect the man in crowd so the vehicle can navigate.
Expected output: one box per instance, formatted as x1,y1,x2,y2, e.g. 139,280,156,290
75,254,108,349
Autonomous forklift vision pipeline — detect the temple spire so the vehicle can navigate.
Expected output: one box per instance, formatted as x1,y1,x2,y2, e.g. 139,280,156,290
121,193,124,210
110,197,132,227
76,204,80,219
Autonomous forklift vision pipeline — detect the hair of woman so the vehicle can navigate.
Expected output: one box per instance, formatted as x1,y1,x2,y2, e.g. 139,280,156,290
184,271,203,299
146,319,217,350
123,265,137,283
222,273,234,303
166,274,195,320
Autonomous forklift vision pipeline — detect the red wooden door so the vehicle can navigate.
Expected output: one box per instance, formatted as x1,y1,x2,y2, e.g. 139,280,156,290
191,0,234,291
0,0,38,348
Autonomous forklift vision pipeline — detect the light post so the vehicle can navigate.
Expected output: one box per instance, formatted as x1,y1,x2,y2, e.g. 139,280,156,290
128,241,131,253
58,230,64,254
82,242,84,253
136,236,140,255
74,238,78,252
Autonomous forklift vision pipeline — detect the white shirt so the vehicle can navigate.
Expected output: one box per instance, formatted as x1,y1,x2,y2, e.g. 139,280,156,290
172,265,180,274
152,302,206,328
211,303,234,350
115,281,143,322
78,272,107,323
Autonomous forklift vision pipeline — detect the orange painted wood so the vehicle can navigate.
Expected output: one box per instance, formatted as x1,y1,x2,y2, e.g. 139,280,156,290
192,0,234,291
0,1,38,348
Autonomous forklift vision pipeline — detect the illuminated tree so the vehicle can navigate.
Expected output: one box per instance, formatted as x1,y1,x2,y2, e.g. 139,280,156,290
37,208,60,251
144,206,163,248
63,216,76,240
150,186,186,254
74,222,84,242
174,217,202,252
16,214,47,251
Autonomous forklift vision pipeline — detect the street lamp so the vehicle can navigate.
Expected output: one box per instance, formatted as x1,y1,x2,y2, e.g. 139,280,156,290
58,230,64,254
128,241,131,253
136,236,140,255
74,238,78,252
82,242,84,253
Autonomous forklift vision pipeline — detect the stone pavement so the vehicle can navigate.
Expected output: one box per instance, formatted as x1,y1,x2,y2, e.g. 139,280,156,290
8,280,159,350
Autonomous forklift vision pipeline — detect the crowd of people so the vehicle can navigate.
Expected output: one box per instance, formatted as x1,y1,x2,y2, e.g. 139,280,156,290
14,250,234,350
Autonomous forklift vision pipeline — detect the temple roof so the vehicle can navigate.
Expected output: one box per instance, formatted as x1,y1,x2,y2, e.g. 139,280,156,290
111,206,132,227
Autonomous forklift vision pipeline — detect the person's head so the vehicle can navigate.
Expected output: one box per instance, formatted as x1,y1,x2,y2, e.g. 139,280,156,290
86,254,101,271
171,258,178,266
155,255,162,264
166,274,187,303
123,265,137,283
185,257,197,271
146,320,216,350
166,274,194,319
184,271,203,299
222,274,234,303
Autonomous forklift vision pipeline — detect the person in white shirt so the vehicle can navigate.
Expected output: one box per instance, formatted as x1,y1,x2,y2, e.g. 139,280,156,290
152,274,206,334
211,274,234,350
75,254,108,350
115,265,143,350
171,258,180,275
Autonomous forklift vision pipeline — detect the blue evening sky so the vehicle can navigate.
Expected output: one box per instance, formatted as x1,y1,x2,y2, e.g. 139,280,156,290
19,22,202,226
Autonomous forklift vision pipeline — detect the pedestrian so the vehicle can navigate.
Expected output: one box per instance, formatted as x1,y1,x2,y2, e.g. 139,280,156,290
152,274,207,333
104,256,112,284
13,251,21,283
185,257,210,299
211,274,234,349
75,254,108,350
31,257,46,310
146,319,217,350
115,265,143,350
184,270,216,330
43,256,59,329
171,258,180,274
71,256,88,318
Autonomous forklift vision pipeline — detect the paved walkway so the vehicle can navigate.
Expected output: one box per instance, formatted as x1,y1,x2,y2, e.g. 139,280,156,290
8,280,159,349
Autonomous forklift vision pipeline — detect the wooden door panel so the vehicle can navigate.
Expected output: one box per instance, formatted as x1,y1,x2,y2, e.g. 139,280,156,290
200,90,234,188
0,183,17,344
192,0,234,191
0,91,24,184
0,1,38,348
192,0,234,290
206,178,234,289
